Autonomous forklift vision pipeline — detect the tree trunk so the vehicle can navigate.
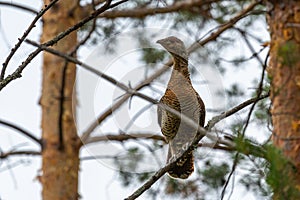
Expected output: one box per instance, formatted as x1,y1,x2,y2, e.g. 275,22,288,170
268,0,300,196
40,1,80,199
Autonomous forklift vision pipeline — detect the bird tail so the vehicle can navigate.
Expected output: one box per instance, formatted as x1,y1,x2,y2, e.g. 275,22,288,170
167,146,194,179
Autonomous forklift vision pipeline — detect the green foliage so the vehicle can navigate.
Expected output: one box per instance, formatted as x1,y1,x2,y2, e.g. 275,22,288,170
114,147,143,186
234,135,266,158
254,98,271,125
118,170,134,187
212,3,238,23
140,48,166,64
175,10,202,23
239,158,271,198
250,76,271,126
164,178,202,199
264,144,300,200
103,22,116,38
201,161,229,189
226,83,245,97
172,10,207,32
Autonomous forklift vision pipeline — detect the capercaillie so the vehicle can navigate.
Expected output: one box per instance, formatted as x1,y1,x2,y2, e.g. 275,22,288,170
157,36,205,179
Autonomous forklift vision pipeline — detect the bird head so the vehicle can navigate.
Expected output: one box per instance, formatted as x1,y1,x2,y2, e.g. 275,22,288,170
156,36,188,61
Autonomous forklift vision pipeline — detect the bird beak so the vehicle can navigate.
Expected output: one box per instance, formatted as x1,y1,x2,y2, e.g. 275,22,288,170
156,39,162,44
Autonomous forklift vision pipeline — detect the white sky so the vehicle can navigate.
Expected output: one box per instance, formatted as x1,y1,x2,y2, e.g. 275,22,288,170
0,1,270,199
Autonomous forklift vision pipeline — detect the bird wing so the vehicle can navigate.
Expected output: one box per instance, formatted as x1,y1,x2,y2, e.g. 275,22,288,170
165,87,203,179
196,90,206,127
157,88,181,141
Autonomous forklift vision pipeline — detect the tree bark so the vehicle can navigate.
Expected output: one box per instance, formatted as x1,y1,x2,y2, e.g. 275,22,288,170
268,0,300,195
40,1,80,199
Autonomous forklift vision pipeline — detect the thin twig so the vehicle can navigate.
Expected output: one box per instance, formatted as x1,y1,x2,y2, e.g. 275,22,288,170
80,65,170,143
80,154,118,161
0,0,129,90
220,43,269,200
0,2,38,14
205,93,269,131
123,103,154,132
0,119,42,146
71,16,98,54
237,28,264,66
0,0,60,80
0,150,40,159
187,0,262,53
221,152,238,200
219,46,266,63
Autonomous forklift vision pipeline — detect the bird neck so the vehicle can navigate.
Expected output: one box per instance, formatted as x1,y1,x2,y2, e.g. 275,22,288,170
169,55,191,85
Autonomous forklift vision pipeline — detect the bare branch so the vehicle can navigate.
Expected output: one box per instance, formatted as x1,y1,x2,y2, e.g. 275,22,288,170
188,0,263,53
0,0,59,80
0,119,42,146
85,133,165,145
0,150,40,159
98,0,215,19
0,0,129,91
236,28,265,66
205,93,270,131
0,2,38,14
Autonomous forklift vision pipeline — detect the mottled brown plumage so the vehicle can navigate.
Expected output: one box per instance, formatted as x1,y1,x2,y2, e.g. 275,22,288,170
157,36,205,179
